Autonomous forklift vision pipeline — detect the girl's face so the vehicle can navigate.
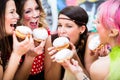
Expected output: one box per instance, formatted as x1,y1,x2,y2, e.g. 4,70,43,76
58,14,83,45
5,0,19,35
95,19,110,44
23,0,40,30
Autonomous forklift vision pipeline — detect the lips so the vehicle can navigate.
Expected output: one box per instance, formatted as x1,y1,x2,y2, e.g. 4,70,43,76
30,22,38,29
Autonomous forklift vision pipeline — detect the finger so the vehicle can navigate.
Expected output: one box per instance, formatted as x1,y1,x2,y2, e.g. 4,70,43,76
37,40,46,49
61,59,71,68
71,59,78,65
51,55,55,60
49,49,57,55
29,35,34,43
48,47,55,51
20,36,29,45
90,51,95,56
13,31,18,43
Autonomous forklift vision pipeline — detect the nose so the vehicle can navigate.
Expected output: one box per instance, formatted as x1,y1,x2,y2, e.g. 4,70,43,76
32,10,39,18
59,26,66,34
15,12,19,20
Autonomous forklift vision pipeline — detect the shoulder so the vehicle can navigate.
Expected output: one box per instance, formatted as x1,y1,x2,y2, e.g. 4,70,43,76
0,57,2,65
0,51,2,65
90,56,110,80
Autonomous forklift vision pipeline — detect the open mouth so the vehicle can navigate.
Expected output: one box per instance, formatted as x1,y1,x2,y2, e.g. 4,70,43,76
30,22,38,29
10,24,17,28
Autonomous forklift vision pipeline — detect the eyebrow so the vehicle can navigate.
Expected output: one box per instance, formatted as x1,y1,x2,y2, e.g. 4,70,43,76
58,18,75,22
58,17,86,25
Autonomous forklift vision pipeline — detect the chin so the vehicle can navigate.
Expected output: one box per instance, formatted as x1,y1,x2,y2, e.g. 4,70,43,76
6,31,13,35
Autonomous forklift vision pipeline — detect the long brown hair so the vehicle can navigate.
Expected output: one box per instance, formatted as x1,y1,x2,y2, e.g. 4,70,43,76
58,6,89,66
15,0,47,28
0,0,12,70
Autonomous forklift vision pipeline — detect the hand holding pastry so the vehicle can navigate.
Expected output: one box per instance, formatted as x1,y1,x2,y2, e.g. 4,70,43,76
48,37,75,62
53,37,70,50
12,31,34,56
15,26,32,40
33,27,48,47
88,34,111,56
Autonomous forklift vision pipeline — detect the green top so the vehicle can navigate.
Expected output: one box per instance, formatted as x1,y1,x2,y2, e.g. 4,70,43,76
109,46,120,80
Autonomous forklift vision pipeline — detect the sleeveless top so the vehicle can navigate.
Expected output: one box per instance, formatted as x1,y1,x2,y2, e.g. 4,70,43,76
108,46,120,80
30,28,51,75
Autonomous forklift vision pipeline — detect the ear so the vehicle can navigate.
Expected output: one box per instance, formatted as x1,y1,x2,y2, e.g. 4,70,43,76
109,29,119,37
79,25,86,34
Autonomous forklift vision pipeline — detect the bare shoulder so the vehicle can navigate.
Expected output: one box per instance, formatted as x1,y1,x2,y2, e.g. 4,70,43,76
84,32,99,72
90,56,110,80
0,64,3,79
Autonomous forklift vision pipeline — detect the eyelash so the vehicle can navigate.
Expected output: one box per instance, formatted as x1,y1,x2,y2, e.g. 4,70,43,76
57,25,72,28
24,6,40,14
57,25,62,28
35,6,40,10
25,10,30,14
10,11,14,14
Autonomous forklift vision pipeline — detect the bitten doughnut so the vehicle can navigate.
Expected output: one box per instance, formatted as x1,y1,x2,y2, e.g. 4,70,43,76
53,37,70,50
88,34,104,52
54,49,73,63
15,26,32,39
32,27,48,42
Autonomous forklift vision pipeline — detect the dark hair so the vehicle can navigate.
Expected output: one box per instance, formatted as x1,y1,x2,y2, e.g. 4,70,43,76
0,0,12,70
58,6,89,66
15,0,47,27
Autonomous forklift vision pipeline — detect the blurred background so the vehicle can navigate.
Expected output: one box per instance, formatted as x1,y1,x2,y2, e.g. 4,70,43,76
41,0,105,32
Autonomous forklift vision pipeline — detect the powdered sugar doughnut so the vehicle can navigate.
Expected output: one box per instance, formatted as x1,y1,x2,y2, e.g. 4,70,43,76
15,26,32,39
32,28,48,42
54,49,73,63
88,34,101,51
53,37,70,50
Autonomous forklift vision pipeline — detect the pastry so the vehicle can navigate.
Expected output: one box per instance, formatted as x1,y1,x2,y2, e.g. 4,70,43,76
32,27,48,42
15,26,32,39
54,48,73,63
53,37,70,50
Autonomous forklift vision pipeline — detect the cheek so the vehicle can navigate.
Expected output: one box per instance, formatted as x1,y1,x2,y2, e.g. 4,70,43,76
23,14,31,21
68,30,80,44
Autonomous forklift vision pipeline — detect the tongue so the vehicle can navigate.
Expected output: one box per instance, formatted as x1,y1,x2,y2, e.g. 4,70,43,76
30,22,38,29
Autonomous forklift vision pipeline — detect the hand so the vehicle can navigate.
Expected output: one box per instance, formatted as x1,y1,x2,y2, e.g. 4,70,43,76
27,40,46,57
12,31,34,56
61,59,83,75
48,46,58,62
90,44,111,57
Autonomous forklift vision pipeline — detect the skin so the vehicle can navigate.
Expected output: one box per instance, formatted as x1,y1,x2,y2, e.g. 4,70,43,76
0,61,3,79
14,0,47,79
44,14,88,80
0,0,34,80
89,16,119,79
57,14,83,45
22,0,40,30
5,0,19,35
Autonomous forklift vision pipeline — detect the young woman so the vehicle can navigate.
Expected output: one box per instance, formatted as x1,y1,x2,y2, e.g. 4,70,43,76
90,0,120,79
59,0,120,80
0,0,34,80
44,6,90,80
14,0,50,80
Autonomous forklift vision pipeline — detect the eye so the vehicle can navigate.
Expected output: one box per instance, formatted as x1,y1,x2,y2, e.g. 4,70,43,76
10,9,14,14
66,25,72,28
35,6,40,10
25,10,31,14
10,11,14,14
57,25,62,28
